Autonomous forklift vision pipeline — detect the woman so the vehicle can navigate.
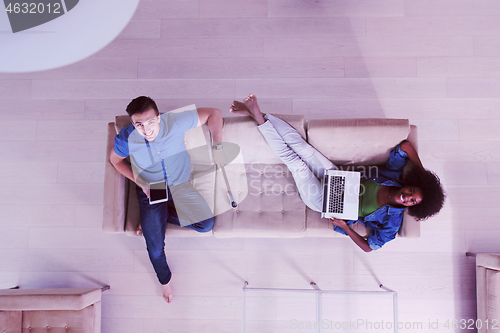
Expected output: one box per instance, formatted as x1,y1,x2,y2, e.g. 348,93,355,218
230,94,445,252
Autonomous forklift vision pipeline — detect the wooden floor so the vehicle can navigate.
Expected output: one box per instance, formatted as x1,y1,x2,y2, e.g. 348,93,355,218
1,0,499,332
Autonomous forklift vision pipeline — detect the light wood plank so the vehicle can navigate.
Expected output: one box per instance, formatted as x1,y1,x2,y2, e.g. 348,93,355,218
131,0,198,19
101,294,241,319
419,140,500,163
0,80,31,99
474,36,500,56
448,78,500,98
424,162,488,186
0,59,138,79
57,162,105,184
102,318,144,333
236,78,447,99
32,79,236,100
0,140,105,162
0,183,102,205
36,120,108,141
264,36,473,58
199,0,267,18
418,57,500,77
268,0,404,18
0,228,30,249
409,119,459,141
28,227,144,250
460,119,500,141
0,99,85,120
75,205,104,227
0,162,58,184
466,230,500,253
118,20,161,39
91,38,264,59
138,58,344,79
345,57,416,78
0,204,75,227
293,98,500,120
488,163,500,185
405,0,500,17
0,249,135,272
144,319,239,333
161,17,365,38
367,16,500,36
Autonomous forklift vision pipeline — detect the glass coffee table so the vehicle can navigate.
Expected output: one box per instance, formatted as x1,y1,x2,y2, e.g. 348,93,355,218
242,281,398,333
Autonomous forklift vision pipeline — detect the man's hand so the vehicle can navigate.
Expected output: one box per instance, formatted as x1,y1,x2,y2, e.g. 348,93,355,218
135,177,150,198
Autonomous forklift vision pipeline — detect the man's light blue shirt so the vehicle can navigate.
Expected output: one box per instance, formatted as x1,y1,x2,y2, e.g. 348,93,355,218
114,108,198,185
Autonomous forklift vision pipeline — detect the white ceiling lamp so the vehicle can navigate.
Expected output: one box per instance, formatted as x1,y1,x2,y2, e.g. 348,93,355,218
0,0,140,73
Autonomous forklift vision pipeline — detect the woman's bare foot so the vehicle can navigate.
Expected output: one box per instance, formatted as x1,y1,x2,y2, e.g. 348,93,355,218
229,100,252,117
162,282,173,303
136,223,142,236
243,94,266,125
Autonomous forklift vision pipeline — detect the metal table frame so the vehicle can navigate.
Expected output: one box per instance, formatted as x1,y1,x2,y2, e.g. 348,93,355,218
242,281,398,333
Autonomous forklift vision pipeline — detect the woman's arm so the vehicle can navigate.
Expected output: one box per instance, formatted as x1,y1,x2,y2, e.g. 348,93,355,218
329,218,372,252
399,140,424,170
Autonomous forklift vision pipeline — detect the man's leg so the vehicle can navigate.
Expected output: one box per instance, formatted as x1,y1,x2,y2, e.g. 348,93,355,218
169,182,215,232
136,187,173,302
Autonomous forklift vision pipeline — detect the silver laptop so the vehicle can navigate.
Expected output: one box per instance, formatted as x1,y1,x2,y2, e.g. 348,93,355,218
321,169,361,220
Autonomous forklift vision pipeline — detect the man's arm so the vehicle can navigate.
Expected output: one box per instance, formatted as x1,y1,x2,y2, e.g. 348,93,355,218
196,107,223,144
399,140,424,170
109,150,149,197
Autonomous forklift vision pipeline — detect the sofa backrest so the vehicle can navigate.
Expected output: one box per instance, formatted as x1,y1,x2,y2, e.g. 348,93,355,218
307,118,410,166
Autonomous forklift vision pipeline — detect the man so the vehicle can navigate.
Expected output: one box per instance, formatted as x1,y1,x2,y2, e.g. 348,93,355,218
110,96,224,303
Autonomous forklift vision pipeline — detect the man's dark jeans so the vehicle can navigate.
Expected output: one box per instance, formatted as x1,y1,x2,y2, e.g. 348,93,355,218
136,186,214,285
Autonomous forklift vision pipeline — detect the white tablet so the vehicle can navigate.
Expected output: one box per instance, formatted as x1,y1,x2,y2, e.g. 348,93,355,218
149,181,169,205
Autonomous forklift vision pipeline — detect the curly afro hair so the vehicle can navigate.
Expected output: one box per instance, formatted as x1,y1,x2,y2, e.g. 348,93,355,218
402,168,445,221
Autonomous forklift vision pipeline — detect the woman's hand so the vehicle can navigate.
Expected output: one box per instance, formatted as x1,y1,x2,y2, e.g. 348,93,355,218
330,217,373,252
329,217,347,229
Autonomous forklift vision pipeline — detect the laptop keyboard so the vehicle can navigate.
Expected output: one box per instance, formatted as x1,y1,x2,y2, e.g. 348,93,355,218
328,175,345,213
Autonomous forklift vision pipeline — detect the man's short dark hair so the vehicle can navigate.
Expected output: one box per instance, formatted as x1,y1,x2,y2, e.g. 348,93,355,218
126,96,159,117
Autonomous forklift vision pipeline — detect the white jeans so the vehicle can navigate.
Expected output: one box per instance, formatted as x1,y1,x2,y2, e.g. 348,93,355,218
258,114,337,212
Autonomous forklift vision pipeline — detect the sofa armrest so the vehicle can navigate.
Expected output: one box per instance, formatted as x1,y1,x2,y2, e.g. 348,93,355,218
0,288,102,311
477,253,500,271
102,122,127,233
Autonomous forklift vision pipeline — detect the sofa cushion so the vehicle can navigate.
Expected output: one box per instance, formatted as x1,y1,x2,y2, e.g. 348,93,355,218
213,164,306,238
307,118,410,166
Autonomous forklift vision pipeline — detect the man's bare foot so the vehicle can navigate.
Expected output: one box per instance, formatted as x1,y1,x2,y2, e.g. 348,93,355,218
136,223,142,236
243,94,266,125
162,282,173,303
229,100,252,117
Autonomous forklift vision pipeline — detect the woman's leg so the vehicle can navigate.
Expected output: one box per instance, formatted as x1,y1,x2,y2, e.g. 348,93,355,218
230,94,334,212
264,113,336,178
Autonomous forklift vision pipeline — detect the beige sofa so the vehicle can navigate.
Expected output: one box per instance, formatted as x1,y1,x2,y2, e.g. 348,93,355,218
103,114,420,240
0,288,105,333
